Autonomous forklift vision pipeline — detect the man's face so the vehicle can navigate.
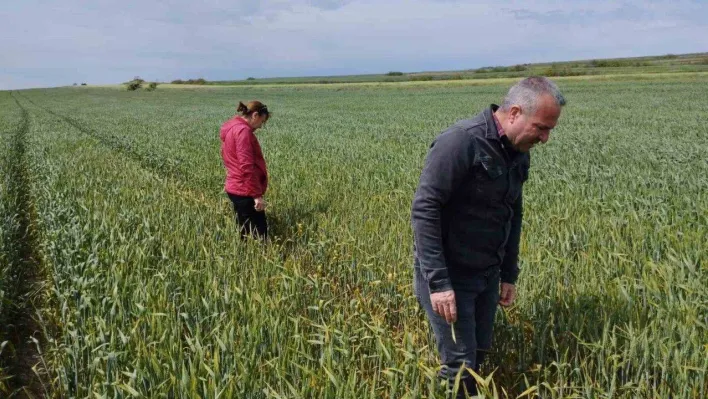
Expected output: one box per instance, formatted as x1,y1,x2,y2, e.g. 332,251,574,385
506,94,562,152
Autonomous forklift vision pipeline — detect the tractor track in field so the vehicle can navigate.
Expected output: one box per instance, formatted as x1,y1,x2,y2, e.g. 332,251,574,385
14,92,188,183
12,93,303,256
0,92,51,398
12,93,220,209
13,94,323,251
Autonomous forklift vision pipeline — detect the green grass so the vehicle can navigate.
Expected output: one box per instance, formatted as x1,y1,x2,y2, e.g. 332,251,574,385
1,75,707,398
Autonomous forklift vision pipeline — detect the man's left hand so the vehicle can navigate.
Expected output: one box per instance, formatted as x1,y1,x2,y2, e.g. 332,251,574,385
499,283,516,307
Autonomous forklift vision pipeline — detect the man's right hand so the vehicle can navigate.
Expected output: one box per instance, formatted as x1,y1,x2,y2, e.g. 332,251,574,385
430,290,457,323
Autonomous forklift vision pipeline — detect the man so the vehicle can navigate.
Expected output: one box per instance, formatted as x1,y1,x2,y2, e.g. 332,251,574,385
412,77,565,397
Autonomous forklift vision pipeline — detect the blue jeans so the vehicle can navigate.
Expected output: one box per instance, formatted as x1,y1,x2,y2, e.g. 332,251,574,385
414,267,500,398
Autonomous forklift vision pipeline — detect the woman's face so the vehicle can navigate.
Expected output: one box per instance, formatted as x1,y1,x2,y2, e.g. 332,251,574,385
250,112,269,130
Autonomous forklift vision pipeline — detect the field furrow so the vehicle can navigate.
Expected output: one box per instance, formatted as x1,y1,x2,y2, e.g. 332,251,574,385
0,92,52,397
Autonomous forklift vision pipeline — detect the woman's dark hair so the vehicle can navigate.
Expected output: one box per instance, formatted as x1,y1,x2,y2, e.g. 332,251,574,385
237,101,269,120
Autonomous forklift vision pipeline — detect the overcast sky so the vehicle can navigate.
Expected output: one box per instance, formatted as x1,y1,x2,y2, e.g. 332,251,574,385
2,0,707,89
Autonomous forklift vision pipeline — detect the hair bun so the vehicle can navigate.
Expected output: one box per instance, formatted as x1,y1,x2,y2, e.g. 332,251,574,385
237,102,248,114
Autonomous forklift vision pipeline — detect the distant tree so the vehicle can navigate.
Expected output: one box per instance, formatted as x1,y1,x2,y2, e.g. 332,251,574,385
126,78,143,91
386,71,404,76
145,82,158,91
81,83,87,86
73,83,78,86
171,79,184,84
246,77,256,80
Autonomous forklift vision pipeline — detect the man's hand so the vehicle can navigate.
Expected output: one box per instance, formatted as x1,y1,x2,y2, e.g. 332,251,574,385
430,290,457,323
499,283,516,307
254,197,266,212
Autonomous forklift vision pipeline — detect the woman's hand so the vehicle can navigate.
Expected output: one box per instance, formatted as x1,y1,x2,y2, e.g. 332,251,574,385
254,197,266,212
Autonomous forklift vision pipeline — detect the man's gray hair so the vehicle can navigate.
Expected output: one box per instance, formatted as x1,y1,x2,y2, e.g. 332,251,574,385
500,76,566,114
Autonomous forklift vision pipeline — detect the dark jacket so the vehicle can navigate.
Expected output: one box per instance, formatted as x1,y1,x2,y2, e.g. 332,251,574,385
412,105,529,293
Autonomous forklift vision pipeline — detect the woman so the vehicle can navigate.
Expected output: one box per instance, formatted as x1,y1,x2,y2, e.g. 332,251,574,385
220,101,270,239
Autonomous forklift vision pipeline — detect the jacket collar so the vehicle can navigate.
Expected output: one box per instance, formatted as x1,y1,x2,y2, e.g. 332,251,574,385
484,104,501,140
485,104,525,161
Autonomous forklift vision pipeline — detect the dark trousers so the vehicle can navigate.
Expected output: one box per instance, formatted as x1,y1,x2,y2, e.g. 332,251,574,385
414,267,500,398
227,193,268,240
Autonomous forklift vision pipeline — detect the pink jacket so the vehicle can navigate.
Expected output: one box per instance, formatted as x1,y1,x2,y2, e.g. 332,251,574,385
220,117,268,197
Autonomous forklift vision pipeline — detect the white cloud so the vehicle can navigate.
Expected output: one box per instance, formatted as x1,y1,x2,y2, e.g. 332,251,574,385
1,0,706,89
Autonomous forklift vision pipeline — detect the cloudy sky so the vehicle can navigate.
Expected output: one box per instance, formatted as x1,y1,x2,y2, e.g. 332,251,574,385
2,0,707,89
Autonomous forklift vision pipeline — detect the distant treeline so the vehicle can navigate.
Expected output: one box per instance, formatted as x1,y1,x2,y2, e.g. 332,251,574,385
161,53,707,86
171,78,207,85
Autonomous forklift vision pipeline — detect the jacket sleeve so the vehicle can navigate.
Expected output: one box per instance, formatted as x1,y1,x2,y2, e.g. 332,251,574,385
232,129,261,197
501,191,523,284
412,128,474,293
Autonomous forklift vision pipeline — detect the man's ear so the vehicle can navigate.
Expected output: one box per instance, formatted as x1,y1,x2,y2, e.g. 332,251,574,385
508,105,522,124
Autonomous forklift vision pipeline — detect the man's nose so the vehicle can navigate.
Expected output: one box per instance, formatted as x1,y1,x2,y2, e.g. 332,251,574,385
539,131,550,143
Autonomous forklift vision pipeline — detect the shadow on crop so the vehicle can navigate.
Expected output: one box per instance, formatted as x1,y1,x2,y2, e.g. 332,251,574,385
484,291,633,396
268,200,331,258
